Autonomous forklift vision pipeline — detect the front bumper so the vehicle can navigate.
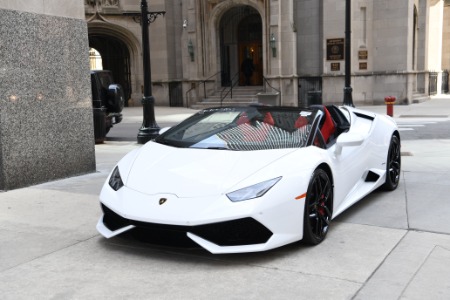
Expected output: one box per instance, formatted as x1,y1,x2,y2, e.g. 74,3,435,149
97,180,305,253
98,203,273,248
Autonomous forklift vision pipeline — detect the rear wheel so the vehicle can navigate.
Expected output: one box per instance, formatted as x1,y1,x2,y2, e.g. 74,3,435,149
382,135,401,191
303,169,333,245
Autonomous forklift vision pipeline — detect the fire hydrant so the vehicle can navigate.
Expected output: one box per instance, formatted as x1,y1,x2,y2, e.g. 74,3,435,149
385,96,396,117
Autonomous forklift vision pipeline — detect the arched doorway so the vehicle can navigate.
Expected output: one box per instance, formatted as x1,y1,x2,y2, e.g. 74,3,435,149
89,34,131,105
219,5,263,87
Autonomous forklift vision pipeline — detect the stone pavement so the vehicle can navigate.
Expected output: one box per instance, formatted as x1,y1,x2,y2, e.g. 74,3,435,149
0,97,449,299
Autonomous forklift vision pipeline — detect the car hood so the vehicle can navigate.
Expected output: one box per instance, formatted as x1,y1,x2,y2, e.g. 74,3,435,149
124,142,295,198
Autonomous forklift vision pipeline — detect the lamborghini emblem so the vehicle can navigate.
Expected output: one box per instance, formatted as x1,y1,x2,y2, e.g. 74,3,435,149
159,198,167,205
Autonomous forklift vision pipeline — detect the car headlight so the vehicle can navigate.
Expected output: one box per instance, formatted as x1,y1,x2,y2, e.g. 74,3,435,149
109,166,124,191
226,177,281,202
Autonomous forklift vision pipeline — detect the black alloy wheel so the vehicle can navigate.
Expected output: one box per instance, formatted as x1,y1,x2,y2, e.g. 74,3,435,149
303,169,333,245
382,135,401,191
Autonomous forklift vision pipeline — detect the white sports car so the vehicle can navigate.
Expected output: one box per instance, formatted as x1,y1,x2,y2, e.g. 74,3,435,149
97,105,401,254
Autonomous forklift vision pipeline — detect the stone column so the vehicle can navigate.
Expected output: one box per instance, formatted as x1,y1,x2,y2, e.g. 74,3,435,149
427,0,444,94
0,2,96,190
268,0,298,106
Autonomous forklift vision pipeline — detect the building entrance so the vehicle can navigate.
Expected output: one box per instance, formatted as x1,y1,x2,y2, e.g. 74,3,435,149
220,6,262,87
238,43,262,86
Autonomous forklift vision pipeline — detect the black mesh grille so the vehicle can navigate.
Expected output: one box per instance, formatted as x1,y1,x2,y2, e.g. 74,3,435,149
101,204,130,231
191,218,273,246
101,204,273,246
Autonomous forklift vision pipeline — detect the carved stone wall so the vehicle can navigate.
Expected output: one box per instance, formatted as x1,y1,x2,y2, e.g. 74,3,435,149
85,0,119,7
83,0,446,107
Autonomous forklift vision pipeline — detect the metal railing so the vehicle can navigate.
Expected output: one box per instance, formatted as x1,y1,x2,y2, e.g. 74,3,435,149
263,76,281,95
220,71,240,106
429,71,438,96
185,73,284,107
203,71,221,98
185,71,221,107
442,70,449,94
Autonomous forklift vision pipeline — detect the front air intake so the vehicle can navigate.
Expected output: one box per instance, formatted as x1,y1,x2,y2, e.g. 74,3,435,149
101,204,273,246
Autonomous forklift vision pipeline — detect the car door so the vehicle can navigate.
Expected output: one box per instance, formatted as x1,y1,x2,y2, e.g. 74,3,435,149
328,109,375,217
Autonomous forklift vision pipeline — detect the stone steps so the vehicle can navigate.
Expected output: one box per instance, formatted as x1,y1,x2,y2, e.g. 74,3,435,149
191,86,263,109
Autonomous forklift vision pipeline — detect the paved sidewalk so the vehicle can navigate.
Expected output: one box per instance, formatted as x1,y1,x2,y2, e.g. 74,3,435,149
0,97,449,299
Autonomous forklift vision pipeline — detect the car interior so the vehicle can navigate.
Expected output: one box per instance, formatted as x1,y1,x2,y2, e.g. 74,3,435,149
310,105,351,147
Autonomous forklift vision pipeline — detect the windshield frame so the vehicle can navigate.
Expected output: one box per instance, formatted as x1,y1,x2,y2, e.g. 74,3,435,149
155,106,322,151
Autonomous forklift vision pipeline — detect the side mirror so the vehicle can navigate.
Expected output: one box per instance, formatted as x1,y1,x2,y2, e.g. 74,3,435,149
335,132,364,155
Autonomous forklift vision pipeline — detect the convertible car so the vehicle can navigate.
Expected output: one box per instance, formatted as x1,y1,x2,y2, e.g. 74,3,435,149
97,105,401,254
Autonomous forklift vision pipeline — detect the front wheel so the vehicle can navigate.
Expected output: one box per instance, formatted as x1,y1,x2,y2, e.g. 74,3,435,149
303,169,333,245
382,135,401,191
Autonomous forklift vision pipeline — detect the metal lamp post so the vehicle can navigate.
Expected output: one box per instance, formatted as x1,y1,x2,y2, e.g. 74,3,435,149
343,0,354,107
126,1,165,144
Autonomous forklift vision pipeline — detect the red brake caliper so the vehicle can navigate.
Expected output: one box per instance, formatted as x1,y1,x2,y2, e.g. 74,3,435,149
318,194,325,216
317,195,325,216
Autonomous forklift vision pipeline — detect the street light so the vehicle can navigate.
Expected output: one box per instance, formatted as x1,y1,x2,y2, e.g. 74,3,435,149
269,33,277,58
188,39,194,62
125,1,165,144
343,0,354,107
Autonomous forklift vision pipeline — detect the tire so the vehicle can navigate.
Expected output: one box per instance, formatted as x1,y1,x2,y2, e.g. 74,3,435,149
303,168,333,245
382,135,401,191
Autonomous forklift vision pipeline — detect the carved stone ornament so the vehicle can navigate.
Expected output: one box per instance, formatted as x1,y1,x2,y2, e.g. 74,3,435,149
102,0,119,7
85,0,119,8
85,0,96,6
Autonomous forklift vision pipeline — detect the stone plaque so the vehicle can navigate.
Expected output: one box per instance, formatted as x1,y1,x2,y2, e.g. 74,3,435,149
327,38,345,61
359,50,368,60
331,62,340,71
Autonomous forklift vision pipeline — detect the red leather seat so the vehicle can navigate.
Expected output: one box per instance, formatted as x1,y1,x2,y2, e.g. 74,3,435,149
263,112,275,125
236,112,273,142
236,112,250,125
295,116,308,128
320,106,336,143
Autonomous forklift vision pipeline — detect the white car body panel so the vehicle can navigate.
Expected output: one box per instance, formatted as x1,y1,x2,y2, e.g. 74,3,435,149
97,106,399,254
125,142,297,197
331,107,396,216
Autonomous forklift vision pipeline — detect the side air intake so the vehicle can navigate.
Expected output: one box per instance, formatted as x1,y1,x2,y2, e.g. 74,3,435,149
365,171,380,182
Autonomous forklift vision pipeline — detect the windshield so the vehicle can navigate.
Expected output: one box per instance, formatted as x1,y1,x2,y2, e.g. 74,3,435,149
155,107,318,151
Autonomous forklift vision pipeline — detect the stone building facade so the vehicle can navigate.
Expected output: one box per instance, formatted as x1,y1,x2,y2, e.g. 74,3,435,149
0,1,95,190
85,0,449,107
